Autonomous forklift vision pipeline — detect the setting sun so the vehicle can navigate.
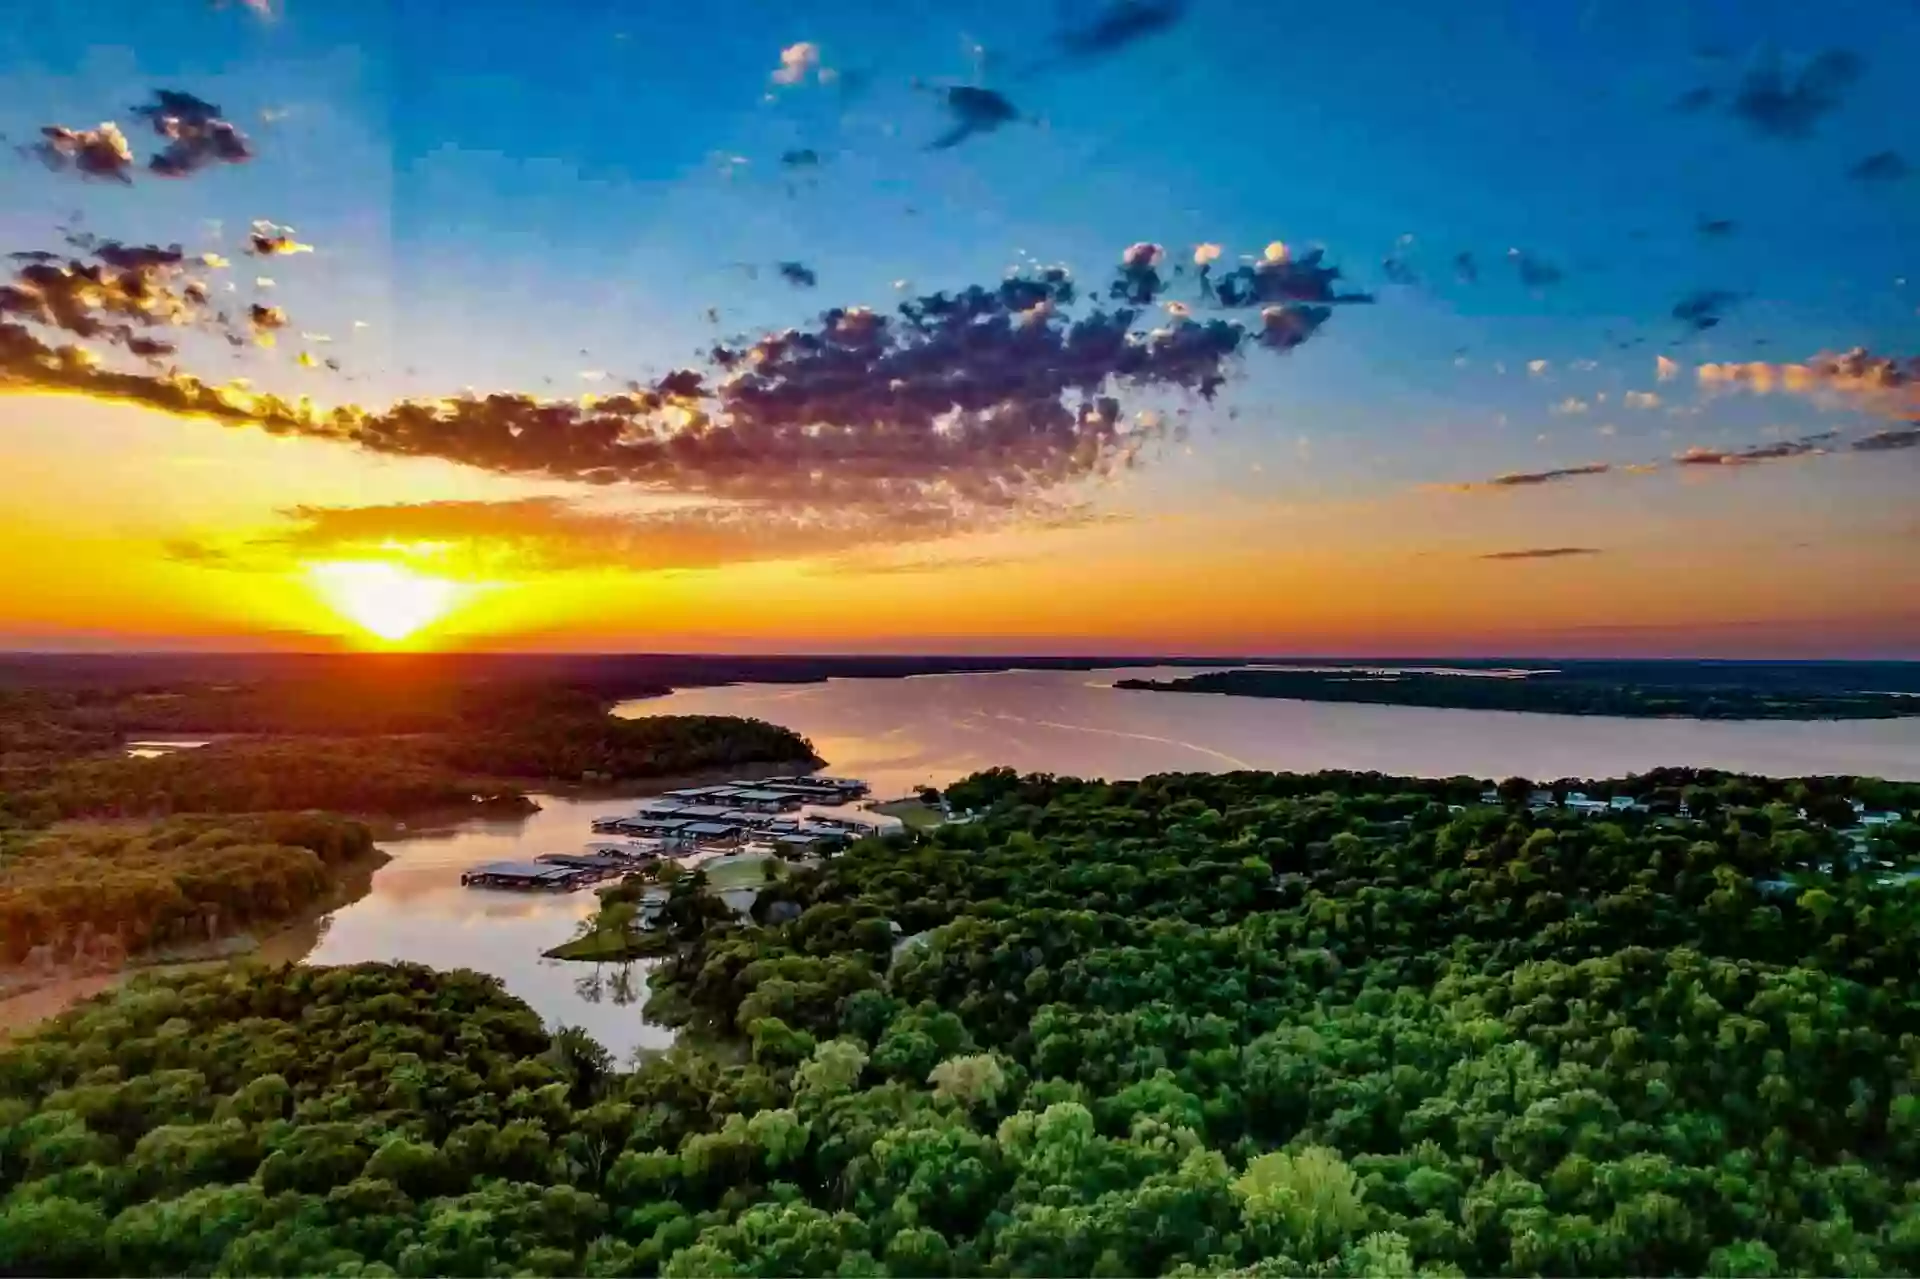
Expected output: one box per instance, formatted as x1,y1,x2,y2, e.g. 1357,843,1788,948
304,560,468,645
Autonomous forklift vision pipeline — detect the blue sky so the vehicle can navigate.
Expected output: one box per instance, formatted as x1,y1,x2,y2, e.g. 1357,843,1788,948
1,0,1917,654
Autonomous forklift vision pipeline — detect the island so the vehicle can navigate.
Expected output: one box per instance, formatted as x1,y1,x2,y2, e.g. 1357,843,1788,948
4,765,1918,1276
1116,663,1920,719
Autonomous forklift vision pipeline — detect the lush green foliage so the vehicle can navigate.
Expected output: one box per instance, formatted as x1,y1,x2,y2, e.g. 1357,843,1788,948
8,741,535,827
0,813,376,967
1118,668,1920,720
6,768,1920,1276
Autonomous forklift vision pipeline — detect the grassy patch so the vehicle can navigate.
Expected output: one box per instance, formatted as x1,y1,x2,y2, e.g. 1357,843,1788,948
702,854,780,891
543,928,674,962
872,798,945,829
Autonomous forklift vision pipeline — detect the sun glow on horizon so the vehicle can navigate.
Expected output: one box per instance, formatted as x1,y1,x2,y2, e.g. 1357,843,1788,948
303,560,471,646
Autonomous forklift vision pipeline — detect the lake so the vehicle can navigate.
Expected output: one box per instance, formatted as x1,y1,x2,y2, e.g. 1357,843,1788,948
280,664,1920,1057
616,665,1920,793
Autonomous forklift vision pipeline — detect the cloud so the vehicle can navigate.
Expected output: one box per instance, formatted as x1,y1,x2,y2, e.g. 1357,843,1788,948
1849,151,1909,183
1453,251,1478,283
1201,246,1374,310
780,149,821,169
1697,216,1737,238
1730,49,1864,139
1508,249,1563,288
1193,244,1222,266
132,90,253,177
1056,0,1185,59
1673,433,1833,466
775,261,817,289
1443,462,1615,493
1624,390,1661,410
1656,355,1680,382
927,85,1019,150
1696,347,1920,419
771,42,826,86
1479,546,1601,561
1550,396,1589,415
1,241,1364,528
247,221,312,256
1673,288,1740,332
813,551,1031,578
26,123,136,183
1853,425,1920,452
168,497,1068,577
1527,359,1550,376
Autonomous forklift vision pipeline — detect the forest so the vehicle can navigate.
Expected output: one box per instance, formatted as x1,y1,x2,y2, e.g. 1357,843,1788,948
1116,668,1920,720
0,812,376,968
4,766,1920,1276
0,667,817,828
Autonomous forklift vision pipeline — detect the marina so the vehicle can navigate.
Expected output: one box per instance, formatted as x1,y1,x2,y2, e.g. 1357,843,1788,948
468,773,871,892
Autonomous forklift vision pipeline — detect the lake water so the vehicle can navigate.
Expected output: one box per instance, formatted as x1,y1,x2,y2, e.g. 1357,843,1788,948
284,665,1920,1057
616,665,1920,793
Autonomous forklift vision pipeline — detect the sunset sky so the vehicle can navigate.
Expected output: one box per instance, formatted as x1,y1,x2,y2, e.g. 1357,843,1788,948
2,0,1917,657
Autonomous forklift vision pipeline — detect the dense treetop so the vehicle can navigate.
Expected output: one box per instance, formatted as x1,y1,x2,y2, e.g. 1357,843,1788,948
5,767,1920,1276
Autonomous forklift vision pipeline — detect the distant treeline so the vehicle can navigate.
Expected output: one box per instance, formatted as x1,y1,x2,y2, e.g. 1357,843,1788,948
1117,668,1920,720
0,669,819,828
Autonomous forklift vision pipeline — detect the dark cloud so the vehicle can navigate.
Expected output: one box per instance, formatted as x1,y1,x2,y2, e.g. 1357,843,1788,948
1849,150,1910,183
1508,249,1563,288
132,89,253,177
1485,463,1613,487
780,149,821,169
1672,86,1716,113
0,240,206,359
1479,547,1602,561
927,85,1019,150
1453,251,1478,284
1203,247,1374,310
1056,0,1185,60
776,261,818,289
1729,49,1863,140
1697,216,1737,237
1,241,1362,522
1673,288,1740,332
1853,425,1920,452
1381,254,1419,286
26,123,135,183
1673,433,1833,466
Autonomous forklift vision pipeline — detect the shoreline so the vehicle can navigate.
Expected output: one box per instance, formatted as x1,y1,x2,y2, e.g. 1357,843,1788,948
0,846,389,1042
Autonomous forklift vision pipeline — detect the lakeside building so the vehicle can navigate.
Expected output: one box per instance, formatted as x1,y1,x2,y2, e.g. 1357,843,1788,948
461,861,591,890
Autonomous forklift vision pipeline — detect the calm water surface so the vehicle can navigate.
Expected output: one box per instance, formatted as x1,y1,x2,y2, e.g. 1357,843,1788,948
617,666,1920,793
291,666,1920,1055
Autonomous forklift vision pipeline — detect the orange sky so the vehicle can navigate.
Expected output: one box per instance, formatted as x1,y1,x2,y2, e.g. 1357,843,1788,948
4,393,1914,657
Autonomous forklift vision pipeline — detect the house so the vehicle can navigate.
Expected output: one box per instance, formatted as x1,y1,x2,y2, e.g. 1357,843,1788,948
615,818,698,846
684,822,743,848
584,839,664,862
461,861,589,890
1528,790,1555,809
1862,811,1904,828
733,788,806,813
1480,789,1501,805
537,853,631,875
1609,796,1642,813
633,799,691,816
1565,793,1609,816
675,804,739,821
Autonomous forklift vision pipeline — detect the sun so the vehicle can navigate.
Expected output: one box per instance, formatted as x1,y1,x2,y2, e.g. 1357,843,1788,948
304,560,467,646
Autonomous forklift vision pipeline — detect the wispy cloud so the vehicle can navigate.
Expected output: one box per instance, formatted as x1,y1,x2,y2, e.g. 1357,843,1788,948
1444,462,1615,492
1479,546,1601,561
1729,49,1864,140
